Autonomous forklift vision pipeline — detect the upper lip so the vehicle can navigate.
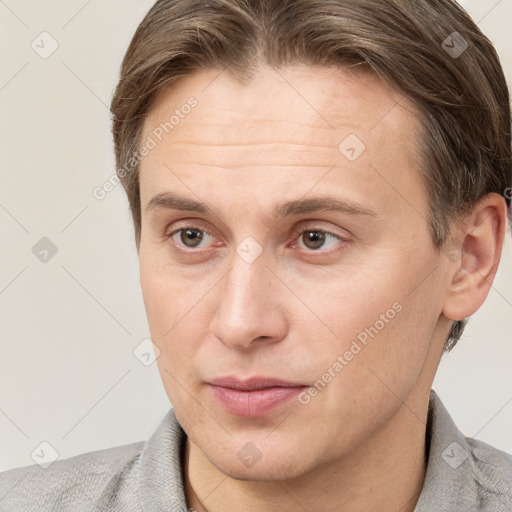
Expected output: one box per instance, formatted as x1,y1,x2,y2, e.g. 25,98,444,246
209,376,307,391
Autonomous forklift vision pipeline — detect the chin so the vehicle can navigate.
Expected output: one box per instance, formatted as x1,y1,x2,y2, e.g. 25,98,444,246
219,458,306,482
202,440,314,482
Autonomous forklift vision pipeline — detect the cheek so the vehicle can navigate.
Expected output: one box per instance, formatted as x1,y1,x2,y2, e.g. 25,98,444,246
140,255,197,329
303,286,436,453
140,260,195,361
144,265,207,407
299,256,437,396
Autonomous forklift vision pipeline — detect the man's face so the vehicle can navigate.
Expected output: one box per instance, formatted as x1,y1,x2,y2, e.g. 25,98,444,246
138,65,450,480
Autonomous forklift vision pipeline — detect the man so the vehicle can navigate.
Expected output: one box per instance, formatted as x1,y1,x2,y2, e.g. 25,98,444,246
1,0,511,511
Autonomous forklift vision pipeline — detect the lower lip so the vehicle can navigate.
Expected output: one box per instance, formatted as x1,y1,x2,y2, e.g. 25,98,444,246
208,385,306,417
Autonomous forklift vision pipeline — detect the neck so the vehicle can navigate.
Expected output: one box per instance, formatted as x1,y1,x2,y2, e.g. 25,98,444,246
183,391,430,512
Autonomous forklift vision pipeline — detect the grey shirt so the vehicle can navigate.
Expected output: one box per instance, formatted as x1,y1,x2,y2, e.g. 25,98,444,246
1,389,511,511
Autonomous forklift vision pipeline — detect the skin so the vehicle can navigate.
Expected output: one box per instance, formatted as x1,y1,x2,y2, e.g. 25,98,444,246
137,64,508,512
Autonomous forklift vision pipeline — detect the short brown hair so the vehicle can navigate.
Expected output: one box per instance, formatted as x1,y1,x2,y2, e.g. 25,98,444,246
110,0,512,353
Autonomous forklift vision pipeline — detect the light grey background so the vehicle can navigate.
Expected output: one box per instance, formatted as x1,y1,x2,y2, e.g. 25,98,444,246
0,0,511,473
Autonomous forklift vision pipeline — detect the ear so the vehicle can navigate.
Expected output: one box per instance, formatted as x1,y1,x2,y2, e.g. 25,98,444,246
442,193,509,322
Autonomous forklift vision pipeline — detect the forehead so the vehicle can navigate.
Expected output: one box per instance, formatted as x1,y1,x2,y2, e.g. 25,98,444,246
138,64,424,219
143,64,414,138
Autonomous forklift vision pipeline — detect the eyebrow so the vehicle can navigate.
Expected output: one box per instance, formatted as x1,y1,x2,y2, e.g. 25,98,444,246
145,192,378,219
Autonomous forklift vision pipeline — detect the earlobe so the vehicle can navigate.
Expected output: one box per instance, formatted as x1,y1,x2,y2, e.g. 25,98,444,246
442,193,508,322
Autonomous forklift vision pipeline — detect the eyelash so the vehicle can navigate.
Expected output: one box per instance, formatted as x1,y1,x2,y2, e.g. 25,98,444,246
166,223,348,255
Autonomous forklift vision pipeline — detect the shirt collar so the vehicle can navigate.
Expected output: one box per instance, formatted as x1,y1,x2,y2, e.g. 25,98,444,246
136,406,188,511
414,388,502,511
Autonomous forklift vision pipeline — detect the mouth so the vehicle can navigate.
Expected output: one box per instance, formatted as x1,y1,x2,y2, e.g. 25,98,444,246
207,375,309,417
208,375,307,390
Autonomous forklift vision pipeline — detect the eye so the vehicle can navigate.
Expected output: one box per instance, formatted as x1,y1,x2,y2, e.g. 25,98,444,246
294,228,346,252
169,227,216,249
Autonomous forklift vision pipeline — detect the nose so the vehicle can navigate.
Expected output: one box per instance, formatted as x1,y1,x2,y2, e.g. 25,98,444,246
209,249,288,351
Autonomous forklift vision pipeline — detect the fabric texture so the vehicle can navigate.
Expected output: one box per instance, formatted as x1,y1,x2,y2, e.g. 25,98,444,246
1,389,511,511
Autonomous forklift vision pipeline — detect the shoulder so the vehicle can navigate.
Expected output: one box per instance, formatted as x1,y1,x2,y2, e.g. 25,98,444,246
465,435,512,500
0,441,145,512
